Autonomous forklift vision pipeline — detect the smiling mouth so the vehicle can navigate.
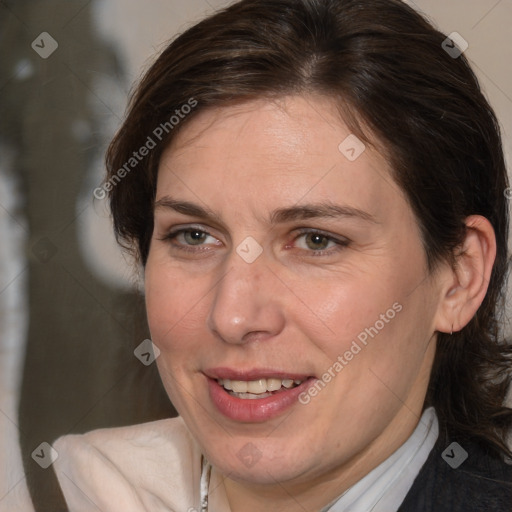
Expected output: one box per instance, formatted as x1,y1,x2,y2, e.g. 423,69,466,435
217,377,305,399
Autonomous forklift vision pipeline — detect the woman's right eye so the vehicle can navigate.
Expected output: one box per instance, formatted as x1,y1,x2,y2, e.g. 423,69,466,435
158,228,222,253
175,229,212,246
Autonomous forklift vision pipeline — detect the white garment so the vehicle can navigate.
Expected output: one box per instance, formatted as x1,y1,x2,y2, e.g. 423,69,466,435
54,417,206,512
54,408,438,512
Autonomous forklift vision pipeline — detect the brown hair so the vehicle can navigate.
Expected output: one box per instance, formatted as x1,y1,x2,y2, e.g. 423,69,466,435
105,0,512,457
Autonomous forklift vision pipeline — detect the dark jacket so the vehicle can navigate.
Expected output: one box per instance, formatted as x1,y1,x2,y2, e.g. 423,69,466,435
398,435,512,512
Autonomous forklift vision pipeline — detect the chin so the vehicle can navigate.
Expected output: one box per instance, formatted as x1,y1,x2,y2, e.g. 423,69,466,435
219,457,303,485
205,437,317,485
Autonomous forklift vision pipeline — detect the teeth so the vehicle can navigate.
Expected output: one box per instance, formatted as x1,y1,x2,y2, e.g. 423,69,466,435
217,377,304,395
231,380,248,393
234,392,273,399
247,379,267,394
267,378,282,391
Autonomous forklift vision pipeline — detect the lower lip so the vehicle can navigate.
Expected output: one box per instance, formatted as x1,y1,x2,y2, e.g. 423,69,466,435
207,377,315,422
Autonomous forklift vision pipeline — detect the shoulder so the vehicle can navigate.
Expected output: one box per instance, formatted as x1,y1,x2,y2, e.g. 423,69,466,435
399,435,512,512
53,416,202,512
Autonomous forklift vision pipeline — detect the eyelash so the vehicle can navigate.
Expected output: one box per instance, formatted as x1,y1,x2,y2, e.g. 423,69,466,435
158,226,349,256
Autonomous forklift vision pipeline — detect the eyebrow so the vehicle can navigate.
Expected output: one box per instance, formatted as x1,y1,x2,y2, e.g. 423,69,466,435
153,196,377,225
269,203,377,224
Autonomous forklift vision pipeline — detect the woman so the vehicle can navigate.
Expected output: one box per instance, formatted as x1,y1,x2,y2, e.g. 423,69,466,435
53,0,512,510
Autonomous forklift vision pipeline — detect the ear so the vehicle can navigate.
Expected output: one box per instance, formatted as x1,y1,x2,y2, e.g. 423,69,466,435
434,215,496,334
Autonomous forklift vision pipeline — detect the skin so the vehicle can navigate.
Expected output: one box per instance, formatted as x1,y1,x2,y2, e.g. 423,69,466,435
144,95,496,511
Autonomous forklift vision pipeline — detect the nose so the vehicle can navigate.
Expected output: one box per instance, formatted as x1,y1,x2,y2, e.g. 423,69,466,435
207,255,285,345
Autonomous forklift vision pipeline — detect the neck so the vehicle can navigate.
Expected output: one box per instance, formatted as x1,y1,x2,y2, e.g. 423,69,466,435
221,403,425,512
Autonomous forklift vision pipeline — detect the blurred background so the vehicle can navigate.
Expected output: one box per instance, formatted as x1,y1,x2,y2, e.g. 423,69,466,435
0,0,511,510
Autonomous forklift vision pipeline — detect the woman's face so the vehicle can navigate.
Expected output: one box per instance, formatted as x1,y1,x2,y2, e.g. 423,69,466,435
145,95,444,495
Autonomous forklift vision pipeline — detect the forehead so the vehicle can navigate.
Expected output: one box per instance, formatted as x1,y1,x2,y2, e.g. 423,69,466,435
156,95,405,219
163,95,380,169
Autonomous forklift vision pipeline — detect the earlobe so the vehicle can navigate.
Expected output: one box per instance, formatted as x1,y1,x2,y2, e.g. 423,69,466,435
434,215,496,335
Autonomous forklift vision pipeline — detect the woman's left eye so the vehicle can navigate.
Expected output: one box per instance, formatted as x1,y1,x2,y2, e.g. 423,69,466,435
293,231,348,253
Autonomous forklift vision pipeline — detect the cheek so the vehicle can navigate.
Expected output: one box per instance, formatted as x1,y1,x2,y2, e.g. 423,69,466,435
293,260,431,376
289,273,401,351
144,262,210,352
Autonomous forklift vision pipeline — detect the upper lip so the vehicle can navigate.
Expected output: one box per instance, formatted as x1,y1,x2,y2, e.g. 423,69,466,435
204,367,313,381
